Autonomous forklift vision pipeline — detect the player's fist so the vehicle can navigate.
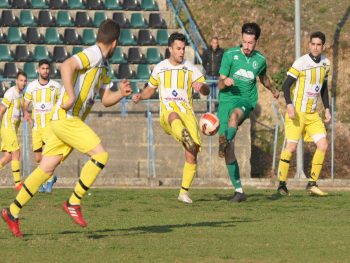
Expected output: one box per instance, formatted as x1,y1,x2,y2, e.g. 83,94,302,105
324,108,331,123
224,77,234,87
287,104,295,119
272,89,280,99
24,111,32,123
119,79,132,97
61,95,76,110
132,93,142,104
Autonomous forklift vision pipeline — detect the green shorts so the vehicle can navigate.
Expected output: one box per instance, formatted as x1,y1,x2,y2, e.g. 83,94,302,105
217,98,254,135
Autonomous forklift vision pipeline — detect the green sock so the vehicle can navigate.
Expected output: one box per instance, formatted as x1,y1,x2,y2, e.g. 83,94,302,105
225,127,237,142
226,161,242,192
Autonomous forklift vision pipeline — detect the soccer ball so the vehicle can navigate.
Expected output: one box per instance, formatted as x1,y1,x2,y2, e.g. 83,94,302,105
199,113,220,136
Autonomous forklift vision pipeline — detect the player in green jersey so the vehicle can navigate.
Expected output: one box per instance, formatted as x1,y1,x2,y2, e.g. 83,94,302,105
217,22,279,202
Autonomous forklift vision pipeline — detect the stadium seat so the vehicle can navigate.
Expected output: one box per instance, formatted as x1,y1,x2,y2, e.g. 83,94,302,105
12,0,30,8
86,0,104,9
107,67,117,79
45,28,63,44
156,29,169,45
15,45,34,62
109,47,126,64
38,10,56,27
93,12,107,27
112,13,130,28
119,29,137,46
0,0,11,8
123,0,141,10
26,27,44,44
49,63,60,78
64,28,81,45
127,48,146,64
34,46,51,62
136,64,151,79
141,0,158,11
105,0,122,10
130,13,148,28
164,48,170,59
75,11,92,27
0,45,14,62
72,46,83,54
7,27,25,44
23,62,37,79
31,0,49,8
57,11,74,27
0,82,5,97
146,48,162,64
49,0,68,9
1,10,19,27
82,29,96,45
3,63,19,78
19,10,37,27
68,0,85,9
138,29,156,45
0,29,6,44
149,13,166,29
52,46,69,62
118,64,134,79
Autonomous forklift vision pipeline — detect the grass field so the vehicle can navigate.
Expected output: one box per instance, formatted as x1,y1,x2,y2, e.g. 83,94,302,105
0,188,349,263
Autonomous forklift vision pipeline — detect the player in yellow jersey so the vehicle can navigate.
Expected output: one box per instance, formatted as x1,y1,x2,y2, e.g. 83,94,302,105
23,59,61,193
2,19,132,237
0,72,27,190
277,31,331,196
132,32,209,204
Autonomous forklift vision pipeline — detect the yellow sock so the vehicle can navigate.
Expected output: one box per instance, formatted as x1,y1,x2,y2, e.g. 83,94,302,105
11,160,21,187
278,150,292,181
180,162,196,194
69,152,109,205
309,150,326,182
9,167,51,217
171,119,185,141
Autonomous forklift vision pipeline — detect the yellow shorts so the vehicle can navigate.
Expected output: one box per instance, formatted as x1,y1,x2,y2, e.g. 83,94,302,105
160,110,202,150
285,111,326,143
0,127,19,152
43,117,101,161
32,127,50,151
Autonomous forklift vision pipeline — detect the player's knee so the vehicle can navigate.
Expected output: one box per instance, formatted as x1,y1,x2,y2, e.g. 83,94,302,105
168,112,180,123
286,143,297,153
317,139,328,152
91,151,109,169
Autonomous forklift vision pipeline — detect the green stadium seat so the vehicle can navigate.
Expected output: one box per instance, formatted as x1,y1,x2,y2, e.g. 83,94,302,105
130,13,147,28
109,47,126,64
93,12,107,27
156,29,169,45
34,46,51,62
72,46,83,54
0,0,11,8
31,0,49,8
7,27,25,44
105,0,122,10
68,0,85,9
141,0,158,11
130,82,140,96
0,45,14,62
45,28,63,44
136,64,151,79
82,29,96,45
24,62,38,79
119,29,137,46
57,11,74,27
19,10,37,27
146,48,162,64
107,66,116,79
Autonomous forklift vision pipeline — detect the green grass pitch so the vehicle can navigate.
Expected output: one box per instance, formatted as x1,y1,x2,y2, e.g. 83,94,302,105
0,188,348,263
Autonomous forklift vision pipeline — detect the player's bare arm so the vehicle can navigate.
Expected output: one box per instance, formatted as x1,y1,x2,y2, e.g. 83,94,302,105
192,82,210,96
218,74,234,90
60,56,80,110
132,85,156,104
259,74,279,99
0,104,6,120
101,79,132,107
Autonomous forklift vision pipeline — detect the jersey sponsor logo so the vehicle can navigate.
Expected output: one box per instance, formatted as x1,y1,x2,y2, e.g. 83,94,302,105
315,85,320,92
41,104,46,109
233,69,255,81
233,55,239,60
172,90,178,97
252,61,258,69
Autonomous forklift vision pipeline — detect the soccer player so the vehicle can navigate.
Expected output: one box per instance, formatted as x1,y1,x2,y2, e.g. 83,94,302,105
23,59,61,193
0,72,27,190
277,31,331,196
218,23,279,202
2,19,132,237
132,32,209,204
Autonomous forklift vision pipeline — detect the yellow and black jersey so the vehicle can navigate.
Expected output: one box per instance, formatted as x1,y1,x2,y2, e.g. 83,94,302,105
1,86,22,129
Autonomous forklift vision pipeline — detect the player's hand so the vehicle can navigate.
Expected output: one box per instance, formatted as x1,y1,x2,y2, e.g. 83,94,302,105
132,93,142,104
24,111,32,123
119,79,132,97
272,89,280,99
324,108,331,123
60,94,76,110
224,77,234,87
192,82,202,92
192,82,210,96
287,104,295,119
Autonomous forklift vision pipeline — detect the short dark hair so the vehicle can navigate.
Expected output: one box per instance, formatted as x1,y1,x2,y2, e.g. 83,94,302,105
242,22,261,40
168,32,187,47
310,31,326,44
38,59,50,67
16,71,27,79
97,19,120,44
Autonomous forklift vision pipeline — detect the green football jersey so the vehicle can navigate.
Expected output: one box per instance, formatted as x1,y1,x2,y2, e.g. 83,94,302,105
219,46,267,107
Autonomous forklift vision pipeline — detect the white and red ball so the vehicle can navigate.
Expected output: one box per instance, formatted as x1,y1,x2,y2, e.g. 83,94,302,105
199,113,220,136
